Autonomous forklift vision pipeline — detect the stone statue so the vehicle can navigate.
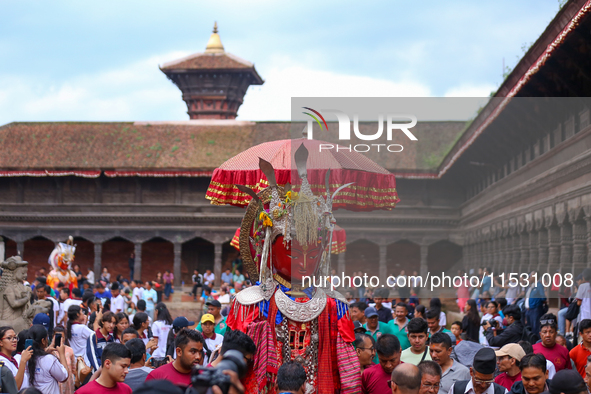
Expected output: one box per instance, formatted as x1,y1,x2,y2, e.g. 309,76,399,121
0,256,47,333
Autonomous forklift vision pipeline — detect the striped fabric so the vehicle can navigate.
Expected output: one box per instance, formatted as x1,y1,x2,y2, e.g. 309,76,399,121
246,320,279,391
337,333,362,394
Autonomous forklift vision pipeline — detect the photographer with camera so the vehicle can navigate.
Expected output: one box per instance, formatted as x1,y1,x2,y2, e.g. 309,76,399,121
145,328,204,387
484,305,524,348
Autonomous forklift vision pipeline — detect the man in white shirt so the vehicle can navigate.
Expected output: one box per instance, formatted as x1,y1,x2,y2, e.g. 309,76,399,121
131,280,144,307
60,288,83,325
198,314,224,365
37,285,59,334
448,348,507,394
86,268,95,285
110,282,125,314
204,270,215,287
577,269,591,321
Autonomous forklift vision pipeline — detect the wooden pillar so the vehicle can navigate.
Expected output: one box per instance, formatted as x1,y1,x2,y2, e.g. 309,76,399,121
133,242,142,281
0,236,4,262
214,242,223,288
572,219,587,276
420,244,429,279
173,242,182,287
559,221,573,275
17,241,24,258
94,242,102,279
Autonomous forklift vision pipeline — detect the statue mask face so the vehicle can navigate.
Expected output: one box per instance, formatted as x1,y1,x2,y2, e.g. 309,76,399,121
14,267,27,282
272,235,323,283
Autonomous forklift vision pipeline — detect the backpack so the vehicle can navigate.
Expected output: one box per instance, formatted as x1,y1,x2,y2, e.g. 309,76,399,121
454,380,505,394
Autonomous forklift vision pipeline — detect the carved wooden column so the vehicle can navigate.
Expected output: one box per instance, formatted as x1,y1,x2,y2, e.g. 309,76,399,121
173,242,182,287
94,242,102,279
133,242,142,281
511,232,520,274
491,236,499,273
559,216,573,276
547,221,561,275
536,219,548,273
514,225,529,272
17,241,24,257
572,215,587,276
214,241,223,288
528,224,537,273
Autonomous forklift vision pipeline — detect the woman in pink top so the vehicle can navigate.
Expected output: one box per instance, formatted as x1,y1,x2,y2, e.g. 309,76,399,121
456,270,470,312
163,270,174,301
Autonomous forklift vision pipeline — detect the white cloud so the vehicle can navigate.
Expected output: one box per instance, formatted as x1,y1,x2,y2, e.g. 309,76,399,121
444,83,497,98
238,64,432,121
0,51,190,124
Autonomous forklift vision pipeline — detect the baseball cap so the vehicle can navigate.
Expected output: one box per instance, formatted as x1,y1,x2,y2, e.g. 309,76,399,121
353,321,367,333
473,348,497,374
32,313,50,329
201,314,215,324
364,307,378,318
495,343,526,361
172,316,195,329
549,370,587,394
205,299,222,308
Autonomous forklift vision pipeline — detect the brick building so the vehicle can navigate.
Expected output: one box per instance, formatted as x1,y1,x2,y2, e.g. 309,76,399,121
2,1,591,289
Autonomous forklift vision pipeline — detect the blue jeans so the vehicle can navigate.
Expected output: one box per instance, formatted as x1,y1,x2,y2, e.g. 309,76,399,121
164,283,172,298
526,304,544,335
558,307,568,335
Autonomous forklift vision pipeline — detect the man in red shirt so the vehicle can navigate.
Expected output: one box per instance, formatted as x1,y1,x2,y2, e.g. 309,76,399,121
494,343,526,390
362,334,401,394
532,313,572,372
145,328,204,388
76,343,132,394
570,319,591,378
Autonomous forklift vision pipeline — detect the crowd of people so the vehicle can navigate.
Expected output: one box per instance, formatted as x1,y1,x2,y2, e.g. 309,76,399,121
348,267,591,394
2,263,591,394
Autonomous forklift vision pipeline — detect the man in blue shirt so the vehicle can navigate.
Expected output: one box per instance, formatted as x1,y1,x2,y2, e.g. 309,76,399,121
142,281,158,321
94,282,112,299
525,275,547,335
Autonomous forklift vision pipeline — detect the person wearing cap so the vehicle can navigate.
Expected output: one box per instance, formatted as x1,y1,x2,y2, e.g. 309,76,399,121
533,313,572,372
354,321,368,334
548,369,587,394
32,313,50,330
494,344,526,390
373,288,393,324
199,314,224,365
509,353,549,394
570,319,591,378
484,305,525,348
362,334,402,394
196,299,228,335
354,332,376,373
449,348,508,394
364,306,394,363
430,332,470,394
389,302,412,351
165,317,195,359
401,318,432,366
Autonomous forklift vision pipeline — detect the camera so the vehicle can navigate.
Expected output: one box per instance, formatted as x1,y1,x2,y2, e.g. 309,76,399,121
481,319,499,327
150,357,167,368
187,349,247,394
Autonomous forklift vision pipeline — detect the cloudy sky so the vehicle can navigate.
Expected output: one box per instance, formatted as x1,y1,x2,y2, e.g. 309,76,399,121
0,0,563,123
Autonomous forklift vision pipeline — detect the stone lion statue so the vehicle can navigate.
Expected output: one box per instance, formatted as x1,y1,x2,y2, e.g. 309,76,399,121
0,256,48,333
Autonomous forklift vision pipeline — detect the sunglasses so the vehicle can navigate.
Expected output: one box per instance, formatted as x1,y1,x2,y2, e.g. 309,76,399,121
540,319,556,326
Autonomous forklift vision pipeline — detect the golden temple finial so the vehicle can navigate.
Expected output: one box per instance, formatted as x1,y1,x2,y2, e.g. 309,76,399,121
205,21,225,53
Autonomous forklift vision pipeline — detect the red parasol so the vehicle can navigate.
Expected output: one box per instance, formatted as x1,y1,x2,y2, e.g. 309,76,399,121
230,227,240,250
206,138,399,211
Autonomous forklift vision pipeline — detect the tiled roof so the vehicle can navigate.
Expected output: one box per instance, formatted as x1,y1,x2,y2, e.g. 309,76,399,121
160,52,254,70
0,120,466,175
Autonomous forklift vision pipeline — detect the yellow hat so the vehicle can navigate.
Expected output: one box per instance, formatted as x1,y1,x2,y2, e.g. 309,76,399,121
201,314,215,324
